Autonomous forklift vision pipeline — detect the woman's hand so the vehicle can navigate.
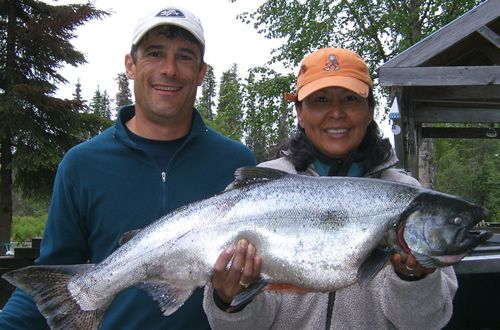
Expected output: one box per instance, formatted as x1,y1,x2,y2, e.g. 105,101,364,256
211,239,262,304
391,253,436,279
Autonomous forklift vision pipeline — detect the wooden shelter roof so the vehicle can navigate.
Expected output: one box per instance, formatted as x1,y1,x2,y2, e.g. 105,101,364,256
378,0,499,175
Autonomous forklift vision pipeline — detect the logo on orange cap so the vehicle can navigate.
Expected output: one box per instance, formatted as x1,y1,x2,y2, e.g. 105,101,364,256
324,54,340,71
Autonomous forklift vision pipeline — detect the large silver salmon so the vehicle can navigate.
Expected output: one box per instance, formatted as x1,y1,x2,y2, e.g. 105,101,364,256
3,167,492,329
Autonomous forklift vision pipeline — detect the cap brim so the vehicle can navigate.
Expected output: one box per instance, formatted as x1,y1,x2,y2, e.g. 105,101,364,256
298,76,369,101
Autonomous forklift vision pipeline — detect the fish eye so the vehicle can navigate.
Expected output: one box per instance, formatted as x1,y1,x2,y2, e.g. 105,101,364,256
453,217,463,225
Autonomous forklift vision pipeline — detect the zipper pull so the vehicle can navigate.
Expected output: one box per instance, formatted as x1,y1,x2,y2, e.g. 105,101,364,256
161,172,166,182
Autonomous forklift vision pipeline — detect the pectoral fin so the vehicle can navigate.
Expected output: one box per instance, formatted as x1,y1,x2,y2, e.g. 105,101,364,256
357,246,393,286
137,281,194,316
227,279,268,312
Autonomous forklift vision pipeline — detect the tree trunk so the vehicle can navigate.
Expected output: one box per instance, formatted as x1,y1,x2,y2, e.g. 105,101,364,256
0,1,17,255
0,134,13,255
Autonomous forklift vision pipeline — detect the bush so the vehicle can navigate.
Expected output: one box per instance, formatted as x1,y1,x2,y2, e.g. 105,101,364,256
12,213,47,243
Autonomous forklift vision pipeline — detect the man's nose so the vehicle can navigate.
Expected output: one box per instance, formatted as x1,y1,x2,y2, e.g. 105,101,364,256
160,56,177,77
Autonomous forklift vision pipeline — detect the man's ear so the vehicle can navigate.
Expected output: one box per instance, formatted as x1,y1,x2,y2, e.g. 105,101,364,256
197,63,208,86
125,54,135,80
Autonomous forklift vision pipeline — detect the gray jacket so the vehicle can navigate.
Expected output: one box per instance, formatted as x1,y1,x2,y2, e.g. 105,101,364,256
203,156,457,330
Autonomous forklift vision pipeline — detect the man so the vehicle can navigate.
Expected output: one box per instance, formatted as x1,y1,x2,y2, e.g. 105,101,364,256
0,5,255,329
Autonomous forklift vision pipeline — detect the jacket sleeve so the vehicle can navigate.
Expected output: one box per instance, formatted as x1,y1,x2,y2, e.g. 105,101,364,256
203,284,277,329
381,266,457,329
0,158,90,329
203,284,329,330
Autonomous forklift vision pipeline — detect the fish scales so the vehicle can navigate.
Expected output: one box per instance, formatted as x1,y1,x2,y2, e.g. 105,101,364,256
68,175,418,307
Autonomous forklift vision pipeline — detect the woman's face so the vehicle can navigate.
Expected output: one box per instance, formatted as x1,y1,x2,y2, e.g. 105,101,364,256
297,87,373,158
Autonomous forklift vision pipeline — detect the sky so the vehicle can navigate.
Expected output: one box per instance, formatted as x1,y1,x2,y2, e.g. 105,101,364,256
43,0,276,102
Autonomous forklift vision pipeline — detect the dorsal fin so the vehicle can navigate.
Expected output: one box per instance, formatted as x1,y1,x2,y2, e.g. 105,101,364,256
118,229,141,246
224,166,289,191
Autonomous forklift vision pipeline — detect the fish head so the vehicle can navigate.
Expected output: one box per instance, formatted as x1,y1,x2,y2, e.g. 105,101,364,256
398,192,492,268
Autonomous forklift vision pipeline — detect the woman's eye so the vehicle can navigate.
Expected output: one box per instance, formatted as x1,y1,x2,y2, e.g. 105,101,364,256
344,95,358,102
315,96,328,103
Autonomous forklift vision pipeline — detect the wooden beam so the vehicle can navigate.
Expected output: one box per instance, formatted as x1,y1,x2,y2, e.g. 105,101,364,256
407,85,500,101
413,100,500,108
421,127,499,139
477,26,500,48
379,66,500,86
413,106,500,123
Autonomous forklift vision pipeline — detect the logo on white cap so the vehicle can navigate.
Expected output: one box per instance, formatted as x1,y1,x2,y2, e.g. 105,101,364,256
156,9,185,18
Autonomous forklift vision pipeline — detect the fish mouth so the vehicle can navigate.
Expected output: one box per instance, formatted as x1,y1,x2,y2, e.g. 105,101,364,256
429,230,493,267
460,229,493,247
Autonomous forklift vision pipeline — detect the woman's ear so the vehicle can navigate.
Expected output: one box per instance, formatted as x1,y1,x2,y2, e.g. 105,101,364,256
367,106,375,126
295,104,302,124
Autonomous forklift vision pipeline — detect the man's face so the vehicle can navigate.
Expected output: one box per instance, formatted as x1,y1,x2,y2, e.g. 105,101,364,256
125,30,207,131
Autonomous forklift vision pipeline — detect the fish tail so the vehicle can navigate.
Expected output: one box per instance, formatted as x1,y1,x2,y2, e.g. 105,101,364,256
3,264,106,330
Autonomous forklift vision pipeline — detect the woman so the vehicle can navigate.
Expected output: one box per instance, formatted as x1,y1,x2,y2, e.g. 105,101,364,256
203,48,457,329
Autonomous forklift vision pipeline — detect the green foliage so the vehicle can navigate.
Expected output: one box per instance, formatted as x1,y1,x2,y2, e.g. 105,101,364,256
196,65,217,121
236,0,482,69
12,189,48,242
212,64,243,141
12,213,47,243
72,78,90,113
115,73,133,109
90,86,112,119
243,67,295,162
434,138,500,222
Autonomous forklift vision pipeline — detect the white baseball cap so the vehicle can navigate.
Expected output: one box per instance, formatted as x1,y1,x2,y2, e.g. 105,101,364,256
131,5,205,47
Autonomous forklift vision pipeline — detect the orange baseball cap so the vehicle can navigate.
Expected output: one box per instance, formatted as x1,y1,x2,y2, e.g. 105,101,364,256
286,48,372,101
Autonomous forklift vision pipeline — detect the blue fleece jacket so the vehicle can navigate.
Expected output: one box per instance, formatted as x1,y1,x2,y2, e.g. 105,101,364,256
0,106,256,329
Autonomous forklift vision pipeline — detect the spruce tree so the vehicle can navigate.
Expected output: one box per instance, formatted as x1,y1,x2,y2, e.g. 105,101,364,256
196,65,216,122
72,78,88,113
115,73,132,109
0,0,109,252
213,64,243,141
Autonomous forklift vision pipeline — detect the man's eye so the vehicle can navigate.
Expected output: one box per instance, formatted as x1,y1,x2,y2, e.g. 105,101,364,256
147,51,161,58
178,54,194,61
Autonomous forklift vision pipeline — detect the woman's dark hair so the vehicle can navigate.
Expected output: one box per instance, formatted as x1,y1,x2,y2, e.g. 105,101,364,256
279,89,393,173
130,25,205,64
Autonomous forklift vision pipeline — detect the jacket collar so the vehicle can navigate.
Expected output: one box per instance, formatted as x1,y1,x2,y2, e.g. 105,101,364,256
113,105,207,148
